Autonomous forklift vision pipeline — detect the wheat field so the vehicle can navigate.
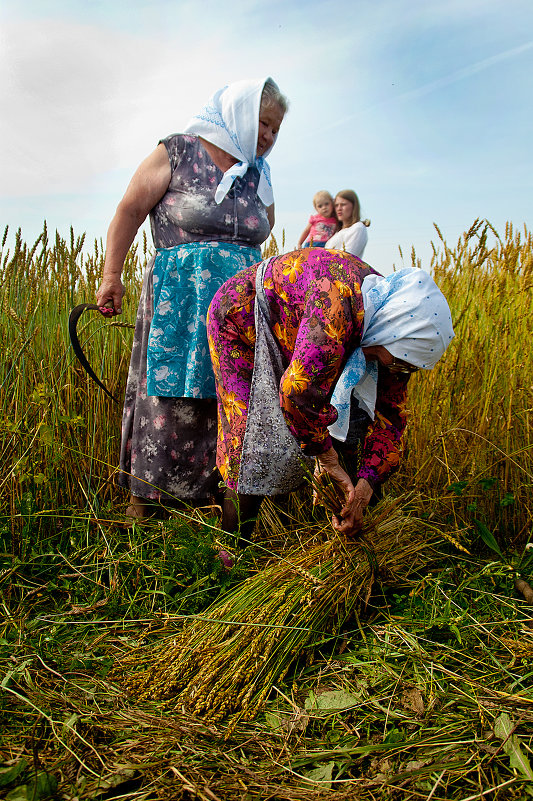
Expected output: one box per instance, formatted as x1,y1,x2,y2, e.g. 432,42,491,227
1,220,532,800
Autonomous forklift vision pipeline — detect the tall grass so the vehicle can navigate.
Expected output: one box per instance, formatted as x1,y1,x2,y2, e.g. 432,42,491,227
1,224,147,551
2,220,532,800
398,220,533,547
1,219,532,554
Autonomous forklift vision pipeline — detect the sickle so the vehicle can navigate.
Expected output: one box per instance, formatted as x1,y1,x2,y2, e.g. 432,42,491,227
68,303,120,405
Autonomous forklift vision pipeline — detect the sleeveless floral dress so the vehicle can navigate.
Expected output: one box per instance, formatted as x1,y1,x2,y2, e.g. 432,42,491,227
118,134,270,502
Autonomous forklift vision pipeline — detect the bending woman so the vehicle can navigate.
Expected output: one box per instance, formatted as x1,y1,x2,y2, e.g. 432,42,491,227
207,248,454,537
95,78,287,518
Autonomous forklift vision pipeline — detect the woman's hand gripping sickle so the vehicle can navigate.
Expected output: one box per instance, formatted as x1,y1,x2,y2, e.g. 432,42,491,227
96,279,125,316
315,447,374,536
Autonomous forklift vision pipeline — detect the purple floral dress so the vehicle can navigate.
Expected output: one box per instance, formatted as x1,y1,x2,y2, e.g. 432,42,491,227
118,134,270,502
207,249,410,493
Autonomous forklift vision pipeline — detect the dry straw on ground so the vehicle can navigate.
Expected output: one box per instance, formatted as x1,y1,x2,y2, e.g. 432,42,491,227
2,220,533,799
116,499,444,732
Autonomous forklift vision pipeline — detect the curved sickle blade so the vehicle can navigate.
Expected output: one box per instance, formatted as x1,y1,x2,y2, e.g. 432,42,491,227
68,303,120,405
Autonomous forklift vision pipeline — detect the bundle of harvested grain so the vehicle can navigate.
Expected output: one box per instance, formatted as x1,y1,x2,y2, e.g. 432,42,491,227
117,500,442,732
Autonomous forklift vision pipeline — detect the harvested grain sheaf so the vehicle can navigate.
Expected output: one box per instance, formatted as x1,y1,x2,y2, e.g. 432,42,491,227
115,500,444,732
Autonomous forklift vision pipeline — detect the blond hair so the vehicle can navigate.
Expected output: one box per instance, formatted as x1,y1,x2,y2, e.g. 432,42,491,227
313,190,334,210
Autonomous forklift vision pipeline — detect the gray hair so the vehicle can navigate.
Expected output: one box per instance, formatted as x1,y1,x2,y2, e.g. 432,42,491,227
261,78,289,114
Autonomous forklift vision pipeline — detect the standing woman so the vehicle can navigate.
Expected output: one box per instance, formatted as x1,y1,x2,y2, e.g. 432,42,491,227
95,78,288,518
325,189,370,258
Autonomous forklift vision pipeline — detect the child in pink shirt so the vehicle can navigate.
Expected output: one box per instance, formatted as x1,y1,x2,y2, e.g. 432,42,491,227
298,190,338,247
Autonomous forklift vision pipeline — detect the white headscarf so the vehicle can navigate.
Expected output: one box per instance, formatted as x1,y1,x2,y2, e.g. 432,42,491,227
329,268,455,441
184,77,277,206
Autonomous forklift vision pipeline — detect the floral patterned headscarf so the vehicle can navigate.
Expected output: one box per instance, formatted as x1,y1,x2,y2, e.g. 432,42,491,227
184,77,278,206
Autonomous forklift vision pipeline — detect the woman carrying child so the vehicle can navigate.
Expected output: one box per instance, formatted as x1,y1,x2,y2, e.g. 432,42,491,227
325,189,370,258
297,190,338,248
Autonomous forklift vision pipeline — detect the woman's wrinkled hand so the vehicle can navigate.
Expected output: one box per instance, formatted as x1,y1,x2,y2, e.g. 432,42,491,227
315,448,373,537
336,477,374,536
315,448,374,537
95,277,125,316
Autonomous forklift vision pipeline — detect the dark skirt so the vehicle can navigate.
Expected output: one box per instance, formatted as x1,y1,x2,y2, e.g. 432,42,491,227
118,257,219,501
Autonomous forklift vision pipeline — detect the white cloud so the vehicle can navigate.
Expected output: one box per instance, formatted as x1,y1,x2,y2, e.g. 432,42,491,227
0,10,314,197
0,0,532,274
0,19,224,195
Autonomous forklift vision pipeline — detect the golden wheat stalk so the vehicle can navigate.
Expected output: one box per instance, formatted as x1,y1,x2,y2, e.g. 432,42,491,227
115,501,442,732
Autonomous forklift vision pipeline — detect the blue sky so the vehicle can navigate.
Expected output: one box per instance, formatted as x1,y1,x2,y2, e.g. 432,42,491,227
1,0,532,274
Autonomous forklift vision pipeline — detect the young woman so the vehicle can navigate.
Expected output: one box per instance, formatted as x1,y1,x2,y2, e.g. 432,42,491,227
325,189,370,258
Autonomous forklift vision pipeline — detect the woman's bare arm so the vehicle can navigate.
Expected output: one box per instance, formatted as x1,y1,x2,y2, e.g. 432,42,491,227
316,447,373,536
96,143,171,313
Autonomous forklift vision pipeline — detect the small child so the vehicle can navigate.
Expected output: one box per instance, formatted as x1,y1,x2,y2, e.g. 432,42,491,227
298,190,338,248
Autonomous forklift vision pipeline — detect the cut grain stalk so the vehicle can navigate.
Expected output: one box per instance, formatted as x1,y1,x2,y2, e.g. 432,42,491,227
115,499,443,733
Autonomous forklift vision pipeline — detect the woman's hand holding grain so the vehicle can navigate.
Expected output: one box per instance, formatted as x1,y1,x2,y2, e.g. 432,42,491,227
341,478,374,536
315,447,370,537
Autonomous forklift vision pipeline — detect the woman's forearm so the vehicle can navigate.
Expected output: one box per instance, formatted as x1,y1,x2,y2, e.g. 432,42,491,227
315,448,372,536
102,203,145,278
357,370,409,486
96,142,171,312
95,205,142,311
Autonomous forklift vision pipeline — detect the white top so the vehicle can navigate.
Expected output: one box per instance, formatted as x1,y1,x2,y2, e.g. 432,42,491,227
325,221,368,258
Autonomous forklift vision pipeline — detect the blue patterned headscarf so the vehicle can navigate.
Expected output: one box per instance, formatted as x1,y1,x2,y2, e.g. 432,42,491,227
184,77,278,206
329,268,454,441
